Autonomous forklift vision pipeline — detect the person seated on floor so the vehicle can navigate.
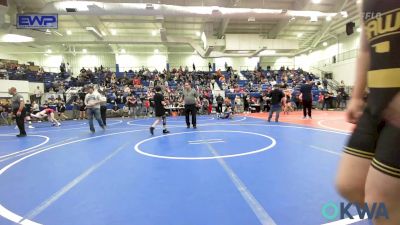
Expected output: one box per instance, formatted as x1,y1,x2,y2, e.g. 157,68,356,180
218,105,233,119
111,104,121,117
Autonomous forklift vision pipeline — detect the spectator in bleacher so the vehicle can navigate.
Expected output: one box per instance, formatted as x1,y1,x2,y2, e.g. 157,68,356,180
78,99,86,120
111,73,117,85
57,102,68,120
34,86,43,105
318,92,324,110
322,78,328,90
80,67,87,74
201,97,209,115
235,96,242,113
133,76,141,87
0,101,11,125
71,98,79,120
111,104,121,117
192,63,196,72
208,62,212,72
300,80,313,119
31,100,40,114
58,85,66,102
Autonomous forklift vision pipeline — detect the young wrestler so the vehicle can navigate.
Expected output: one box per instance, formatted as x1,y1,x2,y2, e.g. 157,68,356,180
149,86,170,135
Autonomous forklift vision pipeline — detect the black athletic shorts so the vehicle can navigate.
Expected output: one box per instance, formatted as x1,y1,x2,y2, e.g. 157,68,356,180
345,106,400,178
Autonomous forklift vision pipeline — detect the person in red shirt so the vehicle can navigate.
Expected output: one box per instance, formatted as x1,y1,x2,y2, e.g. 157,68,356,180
30,104,61,126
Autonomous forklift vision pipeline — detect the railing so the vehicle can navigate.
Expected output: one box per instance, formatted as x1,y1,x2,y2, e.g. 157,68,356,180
314,49,358,68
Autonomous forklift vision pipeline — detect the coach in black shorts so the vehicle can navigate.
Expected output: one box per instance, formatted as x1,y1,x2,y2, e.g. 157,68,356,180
149,86,169,135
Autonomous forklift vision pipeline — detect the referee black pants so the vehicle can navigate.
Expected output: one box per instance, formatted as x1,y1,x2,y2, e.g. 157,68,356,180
15,109,27,135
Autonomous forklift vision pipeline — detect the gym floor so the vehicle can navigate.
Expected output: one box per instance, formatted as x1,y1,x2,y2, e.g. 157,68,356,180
0,112,371,225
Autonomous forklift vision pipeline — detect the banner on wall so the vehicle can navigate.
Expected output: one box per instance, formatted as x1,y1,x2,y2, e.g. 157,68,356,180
17,14,58,29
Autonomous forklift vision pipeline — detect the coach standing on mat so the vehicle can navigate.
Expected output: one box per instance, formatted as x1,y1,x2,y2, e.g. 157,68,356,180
183,82,199,129
9,87,27,137
84,85,105,133
267,84,285,122
300,80,313,119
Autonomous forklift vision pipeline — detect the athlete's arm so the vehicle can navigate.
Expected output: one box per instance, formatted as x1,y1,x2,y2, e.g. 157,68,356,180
346,27,370,124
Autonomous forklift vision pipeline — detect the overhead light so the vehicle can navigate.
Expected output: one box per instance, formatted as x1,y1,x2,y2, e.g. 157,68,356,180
248,17,256,22
356,27,362,32
46,49,52,54
45,29,51,35
323,42,328,46
326,16,332,21
297,33,303,38
101,31,106,36
154,49,159,54
356,0,362,4
312,0,321,3
82,49,87,53
151,30,157,36
310,16,318,22
193,50,197,54
120,49,126,54
1,34,34,42
111,29,117,35
289,17,296,23
259,50,276,55
196,31,201,37
44,53,49,56
340,11,348,18
66,30,72,35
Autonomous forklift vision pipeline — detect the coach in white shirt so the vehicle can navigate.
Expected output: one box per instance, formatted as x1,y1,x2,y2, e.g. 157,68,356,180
84,85,105,133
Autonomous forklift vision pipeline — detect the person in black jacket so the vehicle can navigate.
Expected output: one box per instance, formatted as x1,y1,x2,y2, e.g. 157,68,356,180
300,80,313,119
267,84,284,122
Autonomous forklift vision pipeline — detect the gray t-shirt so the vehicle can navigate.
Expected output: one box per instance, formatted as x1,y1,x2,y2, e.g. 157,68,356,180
183,89,198,105
84,92,101,109
11,93,24,111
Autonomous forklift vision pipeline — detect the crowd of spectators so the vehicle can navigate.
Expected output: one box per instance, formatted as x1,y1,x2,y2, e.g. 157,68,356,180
0,60,350,125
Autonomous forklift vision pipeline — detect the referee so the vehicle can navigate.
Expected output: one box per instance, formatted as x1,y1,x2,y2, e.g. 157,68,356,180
182,82,199,128
9,87,27,137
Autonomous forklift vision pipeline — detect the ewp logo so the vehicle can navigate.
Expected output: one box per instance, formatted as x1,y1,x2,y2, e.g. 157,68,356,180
322,202,389,221
17,14,58,29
